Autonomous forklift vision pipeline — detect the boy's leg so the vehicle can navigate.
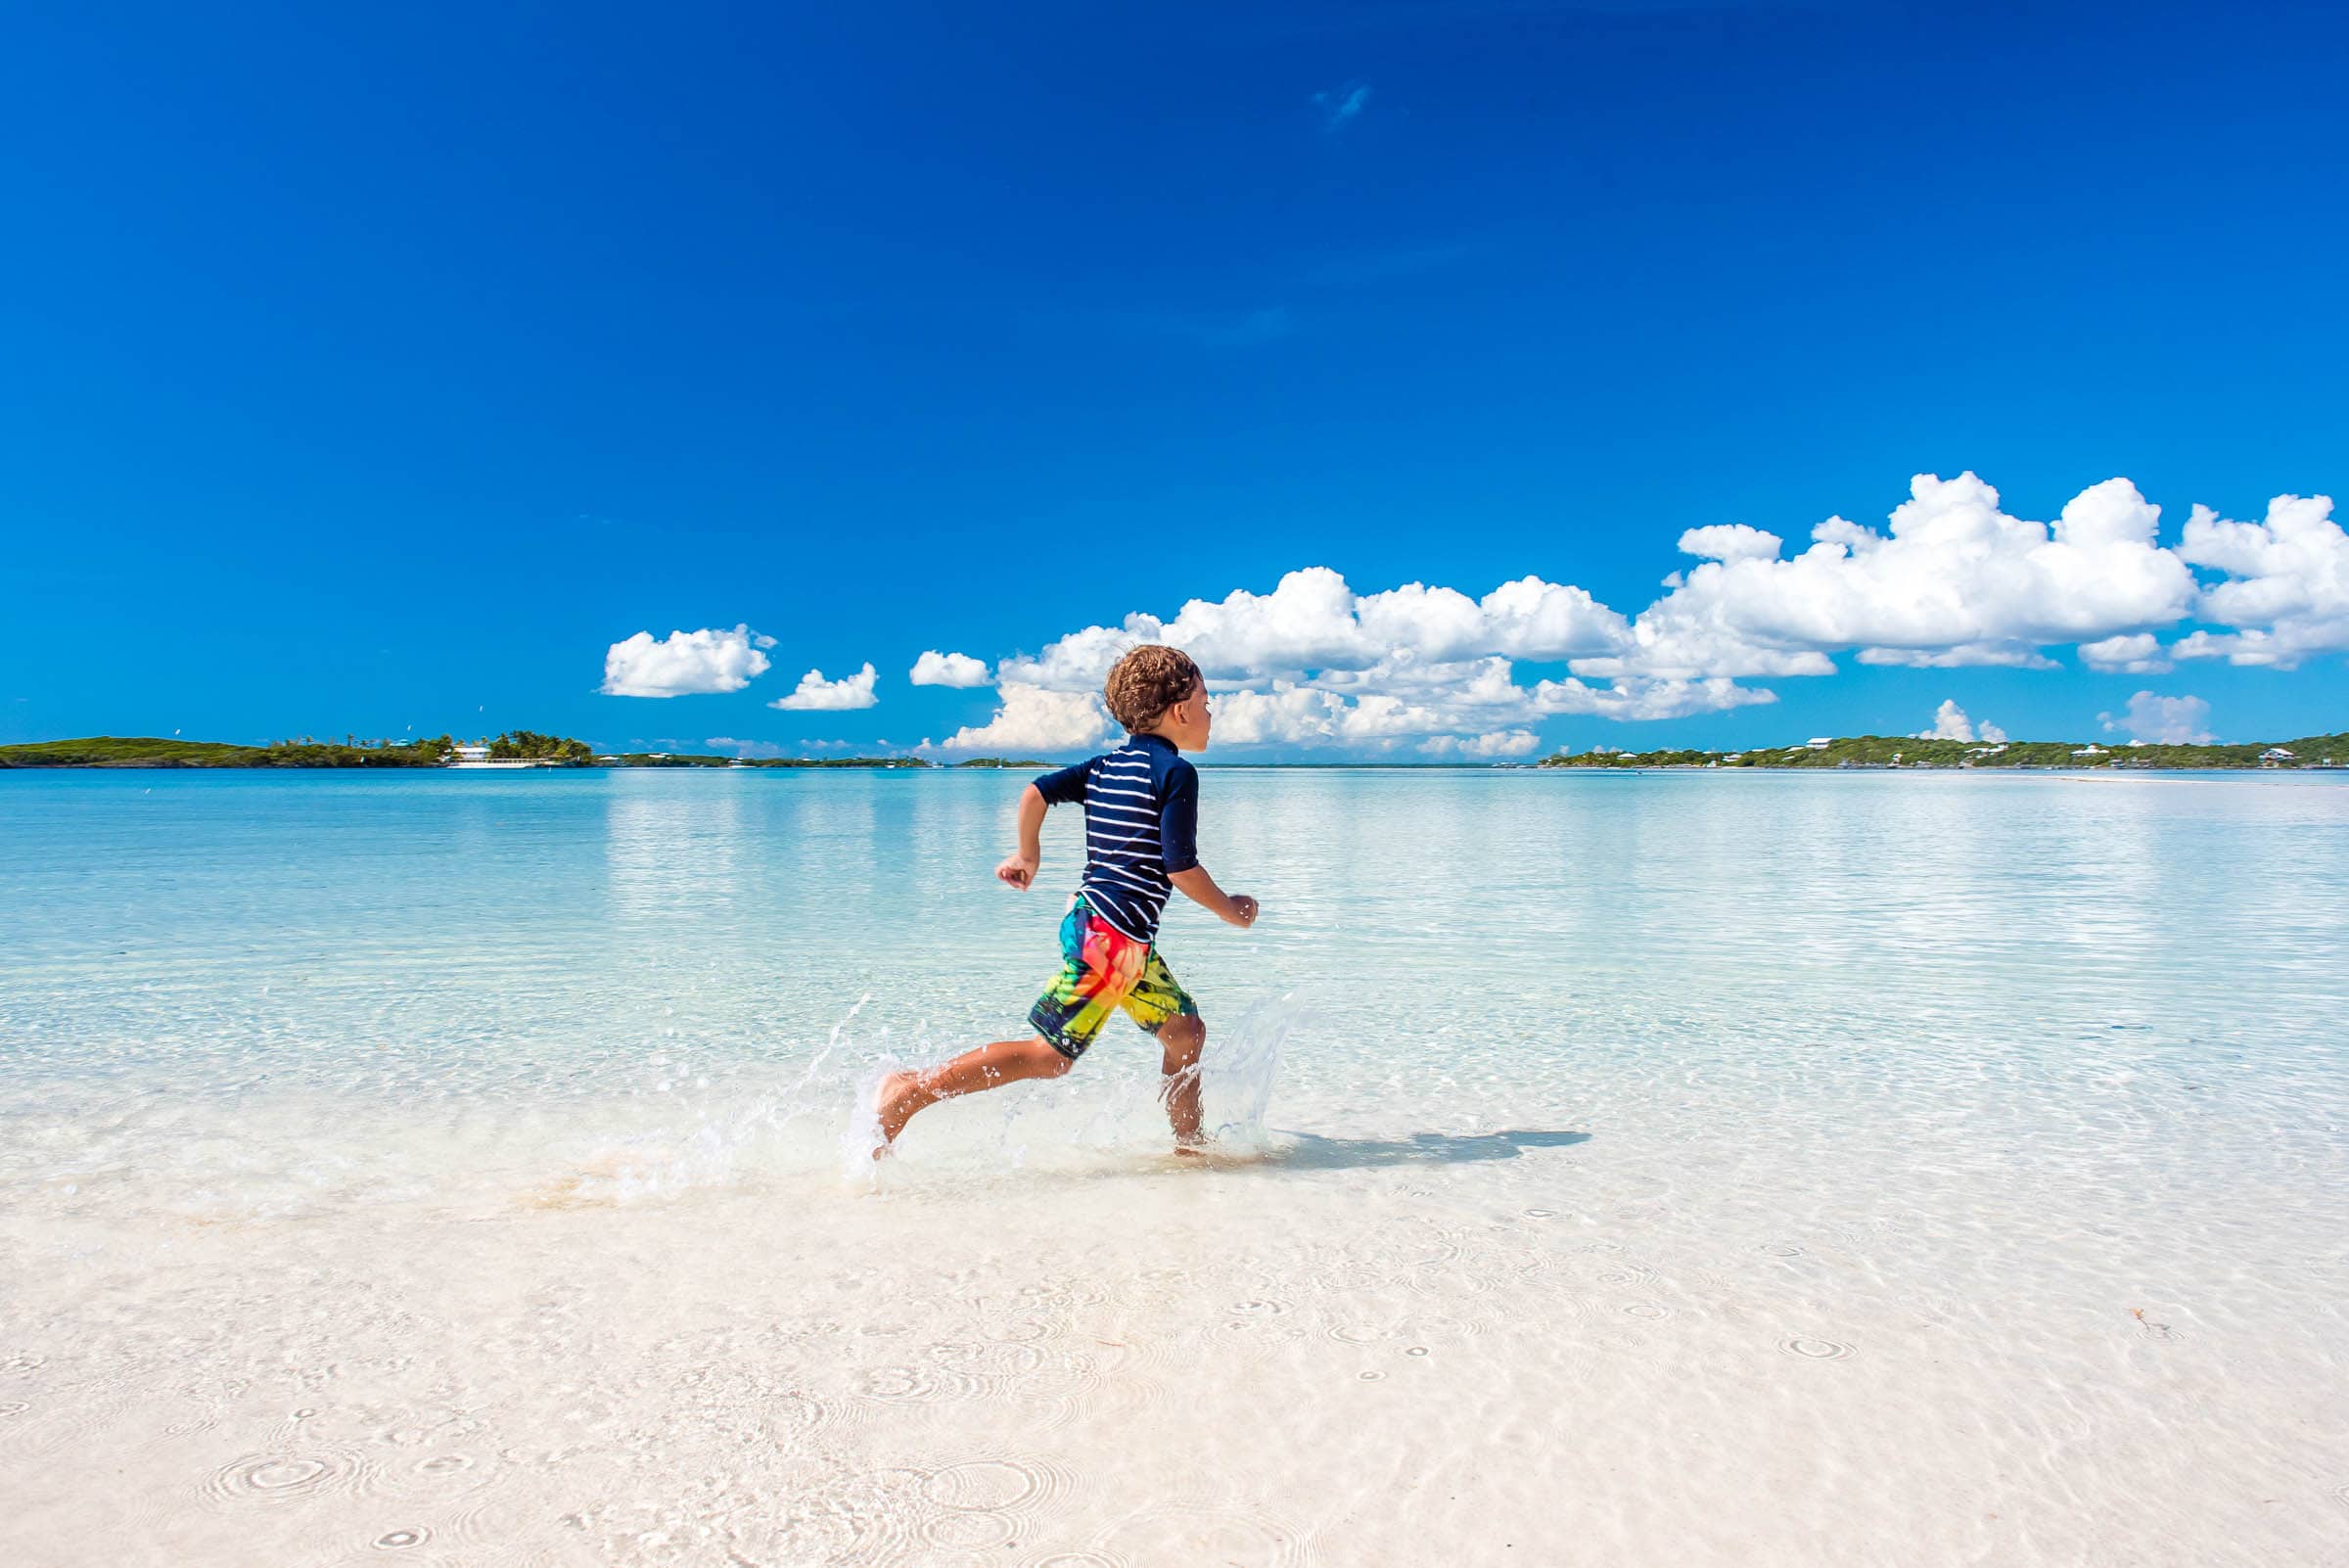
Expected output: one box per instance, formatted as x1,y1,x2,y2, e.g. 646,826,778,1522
1158,1013,1207,1146
876,899,1117,1152
1124,951,1206,1146
876,1037,1070,1146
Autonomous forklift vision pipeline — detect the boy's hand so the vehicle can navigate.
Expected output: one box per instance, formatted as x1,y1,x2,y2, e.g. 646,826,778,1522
996,852,1038,890
1168,865,1256,929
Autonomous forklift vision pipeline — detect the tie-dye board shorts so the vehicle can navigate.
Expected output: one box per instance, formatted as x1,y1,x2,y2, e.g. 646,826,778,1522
1028,896,1198,1060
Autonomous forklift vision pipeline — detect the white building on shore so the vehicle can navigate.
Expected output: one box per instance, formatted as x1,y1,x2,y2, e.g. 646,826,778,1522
447,744,550,770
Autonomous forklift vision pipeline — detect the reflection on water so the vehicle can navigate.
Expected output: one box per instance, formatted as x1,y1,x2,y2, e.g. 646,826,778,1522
605,770,749,923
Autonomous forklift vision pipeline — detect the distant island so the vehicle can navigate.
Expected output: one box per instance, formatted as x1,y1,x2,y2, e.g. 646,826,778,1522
1540,731,2348,770
0,733,925,770
7,731,2342,773
0,734,469,768
608,752,930,768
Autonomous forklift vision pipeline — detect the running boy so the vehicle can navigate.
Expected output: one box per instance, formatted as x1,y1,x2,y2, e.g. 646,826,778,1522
872,645,1258,1152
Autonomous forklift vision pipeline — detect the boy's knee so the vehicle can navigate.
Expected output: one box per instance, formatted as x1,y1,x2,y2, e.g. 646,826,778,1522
1160,1013,1205,1066
1031,1039,1077,1077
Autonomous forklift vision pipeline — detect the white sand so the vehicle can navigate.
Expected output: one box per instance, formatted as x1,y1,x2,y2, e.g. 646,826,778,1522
3,1064,2344,1567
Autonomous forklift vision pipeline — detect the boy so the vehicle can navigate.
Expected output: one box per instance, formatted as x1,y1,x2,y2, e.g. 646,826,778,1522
872,645,1259,1153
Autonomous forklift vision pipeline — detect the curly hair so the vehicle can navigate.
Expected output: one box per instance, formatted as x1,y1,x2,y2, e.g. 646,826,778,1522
1104,645,1203,733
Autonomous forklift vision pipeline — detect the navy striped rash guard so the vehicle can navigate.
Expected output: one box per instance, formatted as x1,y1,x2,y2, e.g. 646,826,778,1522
1033,732,1200,944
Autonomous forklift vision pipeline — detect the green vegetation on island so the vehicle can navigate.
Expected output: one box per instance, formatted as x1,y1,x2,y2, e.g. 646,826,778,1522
489,730,595,764
0,734,461,768
0,733,947,770
1540,731,2349,770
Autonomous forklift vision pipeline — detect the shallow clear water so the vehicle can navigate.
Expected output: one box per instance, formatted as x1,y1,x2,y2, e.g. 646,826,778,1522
4,768,2347,1565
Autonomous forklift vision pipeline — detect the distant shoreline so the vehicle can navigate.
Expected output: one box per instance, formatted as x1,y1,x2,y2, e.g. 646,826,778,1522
0,735,1029,771
1536,729,2345,772
3,731,2342,773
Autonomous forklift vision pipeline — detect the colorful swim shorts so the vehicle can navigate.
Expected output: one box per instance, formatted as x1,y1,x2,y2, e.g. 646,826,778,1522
1029,896,1198,1060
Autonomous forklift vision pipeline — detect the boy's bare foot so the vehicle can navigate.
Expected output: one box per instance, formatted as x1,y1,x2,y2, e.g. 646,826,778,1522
872,1070,921,1158
1173,1136,1213,1159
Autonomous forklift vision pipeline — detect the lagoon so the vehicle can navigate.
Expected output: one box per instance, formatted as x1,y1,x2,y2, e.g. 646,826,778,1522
3,767,2346,1565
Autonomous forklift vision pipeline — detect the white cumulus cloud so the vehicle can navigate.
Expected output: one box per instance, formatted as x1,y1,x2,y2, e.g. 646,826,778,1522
2177,493,2348,667
767,664,879,712
600,625,774,698
929,683,1117,756
2078,632,2171,673
909,650,993,688
1915,699,2006,744
2100,691,2215,745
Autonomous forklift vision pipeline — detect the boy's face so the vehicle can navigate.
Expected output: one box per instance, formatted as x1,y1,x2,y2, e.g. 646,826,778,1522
1161,678,1212,753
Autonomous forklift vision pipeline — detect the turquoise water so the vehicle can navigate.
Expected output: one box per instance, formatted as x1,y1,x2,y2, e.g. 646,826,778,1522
4,767,2347,1565
7,767,2345,1169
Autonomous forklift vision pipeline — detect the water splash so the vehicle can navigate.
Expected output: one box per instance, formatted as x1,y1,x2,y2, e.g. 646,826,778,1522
1203,989,1312,1149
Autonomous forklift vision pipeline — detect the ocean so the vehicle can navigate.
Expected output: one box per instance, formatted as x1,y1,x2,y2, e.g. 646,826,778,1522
3,766,2346,1565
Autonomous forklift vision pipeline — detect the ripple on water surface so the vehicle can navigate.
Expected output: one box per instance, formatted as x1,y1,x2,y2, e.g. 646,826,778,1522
1777,1335,1856,1361
201,1449,374,1506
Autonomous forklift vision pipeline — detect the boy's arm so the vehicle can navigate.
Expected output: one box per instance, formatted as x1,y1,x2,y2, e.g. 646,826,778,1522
996,783,1050,890
1158,761,1258,927
1001,760,1091,889
1170,864,1258,928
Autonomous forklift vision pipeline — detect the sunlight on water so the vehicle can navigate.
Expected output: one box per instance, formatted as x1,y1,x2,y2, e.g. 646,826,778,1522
2,767,2346,1566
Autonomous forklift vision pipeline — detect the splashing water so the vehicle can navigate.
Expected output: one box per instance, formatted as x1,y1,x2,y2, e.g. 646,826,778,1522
1202,988,1311,1148
835,989,1307,1182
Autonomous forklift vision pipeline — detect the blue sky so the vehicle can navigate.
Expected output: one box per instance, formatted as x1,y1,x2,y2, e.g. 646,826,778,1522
4,1,2344,758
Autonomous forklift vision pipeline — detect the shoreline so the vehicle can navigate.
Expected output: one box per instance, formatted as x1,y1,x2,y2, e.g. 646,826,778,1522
4,759,2345,775
4,728,2344,773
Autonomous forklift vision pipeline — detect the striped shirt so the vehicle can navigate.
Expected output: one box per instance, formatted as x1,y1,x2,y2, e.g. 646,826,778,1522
1033,733,1200,944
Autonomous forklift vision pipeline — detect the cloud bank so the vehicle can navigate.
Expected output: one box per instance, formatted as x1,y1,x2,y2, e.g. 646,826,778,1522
923,473,2339,754
1420,729,1542,759
1585,474,2194,679
601,625,774,697
626,474,2339,758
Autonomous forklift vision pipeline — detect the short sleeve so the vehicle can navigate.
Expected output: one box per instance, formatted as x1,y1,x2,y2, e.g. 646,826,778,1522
1158,760,1200,873
1034,761,1090,806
